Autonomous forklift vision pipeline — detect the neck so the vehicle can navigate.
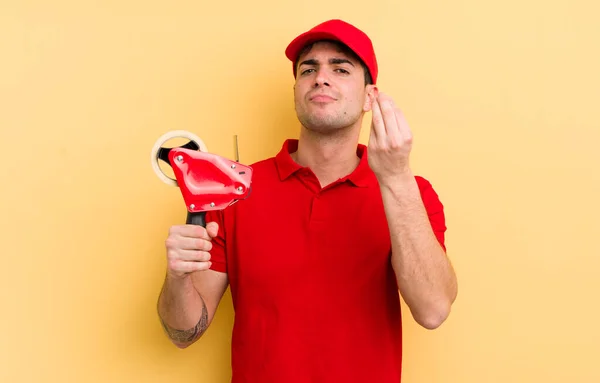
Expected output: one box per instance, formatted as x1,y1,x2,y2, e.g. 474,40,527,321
291,125,361,187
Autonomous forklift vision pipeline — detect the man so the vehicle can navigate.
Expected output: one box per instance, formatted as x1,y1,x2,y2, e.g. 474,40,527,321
157,19,458,383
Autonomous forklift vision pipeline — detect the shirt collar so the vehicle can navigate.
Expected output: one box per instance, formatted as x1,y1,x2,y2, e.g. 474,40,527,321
275,139,373,188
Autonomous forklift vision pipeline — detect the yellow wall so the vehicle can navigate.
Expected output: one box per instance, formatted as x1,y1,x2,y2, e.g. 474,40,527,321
1,1,599,382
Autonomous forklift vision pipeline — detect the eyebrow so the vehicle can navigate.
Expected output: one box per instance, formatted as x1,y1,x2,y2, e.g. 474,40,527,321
298,58,356,68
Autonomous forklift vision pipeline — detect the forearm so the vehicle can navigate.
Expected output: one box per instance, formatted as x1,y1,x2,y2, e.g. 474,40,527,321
157,274,208,348
379,172,457,329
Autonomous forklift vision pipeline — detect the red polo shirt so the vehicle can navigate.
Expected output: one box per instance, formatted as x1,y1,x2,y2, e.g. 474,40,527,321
206,139,446,383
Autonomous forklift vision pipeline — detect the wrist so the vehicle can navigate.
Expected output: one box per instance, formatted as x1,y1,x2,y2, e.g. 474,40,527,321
376,169,415,189
165,271,193,285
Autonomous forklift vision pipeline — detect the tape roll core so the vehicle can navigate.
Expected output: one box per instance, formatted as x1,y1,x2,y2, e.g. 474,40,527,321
150,130,208,186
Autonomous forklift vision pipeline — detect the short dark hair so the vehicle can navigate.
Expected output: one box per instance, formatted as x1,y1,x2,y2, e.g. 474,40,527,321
294,39,373,85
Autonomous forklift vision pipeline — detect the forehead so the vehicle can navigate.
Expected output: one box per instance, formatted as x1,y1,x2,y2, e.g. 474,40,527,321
297,40,359,63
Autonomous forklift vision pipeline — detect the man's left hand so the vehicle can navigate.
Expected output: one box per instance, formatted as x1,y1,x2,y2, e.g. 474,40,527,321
367,92,414,183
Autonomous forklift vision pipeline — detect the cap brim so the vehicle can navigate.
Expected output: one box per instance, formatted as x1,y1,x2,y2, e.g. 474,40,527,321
285,31,344,62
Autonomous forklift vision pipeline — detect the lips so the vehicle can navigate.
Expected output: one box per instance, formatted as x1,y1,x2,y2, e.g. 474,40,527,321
310,94,336,102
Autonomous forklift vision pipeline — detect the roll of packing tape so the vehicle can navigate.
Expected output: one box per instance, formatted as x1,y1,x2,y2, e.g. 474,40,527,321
150,130,208,186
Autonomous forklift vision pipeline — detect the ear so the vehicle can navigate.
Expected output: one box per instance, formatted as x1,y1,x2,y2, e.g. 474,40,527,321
362,85,379,112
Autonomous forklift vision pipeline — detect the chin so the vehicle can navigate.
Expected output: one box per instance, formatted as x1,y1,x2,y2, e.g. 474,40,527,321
299,111,359,133
299,115,338,131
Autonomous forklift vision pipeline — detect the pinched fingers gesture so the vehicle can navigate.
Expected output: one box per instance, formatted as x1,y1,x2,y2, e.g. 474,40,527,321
368,92,414,181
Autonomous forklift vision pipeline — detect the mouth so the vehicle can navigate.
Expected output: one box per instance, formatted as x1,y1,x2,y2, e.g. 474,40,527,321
309,94,336,102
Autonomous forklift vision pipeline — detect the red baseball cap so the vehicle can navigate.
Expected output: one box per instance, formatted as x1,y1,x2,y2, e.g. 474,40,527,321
285,19,378,84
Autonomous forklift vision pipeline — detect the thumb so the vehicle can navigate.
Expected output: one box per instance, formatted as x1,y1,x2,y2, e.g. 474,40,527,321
205,221,219,239
368,119,376,147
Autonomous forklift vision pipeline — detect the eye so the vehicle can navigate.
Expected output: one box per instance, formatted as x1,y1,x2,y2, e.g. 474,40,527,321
335,68,350,74
300,68,315,75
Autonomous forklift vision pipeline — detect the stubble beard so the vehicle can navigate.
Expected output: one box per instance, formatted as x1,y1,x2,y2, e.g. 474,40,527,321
295,103,361,135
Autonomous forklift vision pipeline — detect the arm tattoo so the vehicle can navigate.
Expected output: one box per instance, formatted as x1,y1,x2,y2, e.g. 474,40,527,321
160,298,209,344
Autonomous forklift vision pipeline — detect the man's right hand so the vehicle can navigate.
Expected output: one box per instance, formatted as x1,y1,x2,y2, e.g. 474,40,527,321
165,222,219,279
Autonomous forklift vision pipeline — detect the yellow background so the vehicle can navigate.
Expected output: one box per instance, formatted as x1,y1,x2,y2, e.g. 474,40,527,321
1,0,599,382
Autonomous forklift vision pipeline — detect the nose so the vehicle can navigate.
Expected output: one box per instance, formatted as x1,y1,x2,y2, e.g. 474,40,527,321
313,68,330,88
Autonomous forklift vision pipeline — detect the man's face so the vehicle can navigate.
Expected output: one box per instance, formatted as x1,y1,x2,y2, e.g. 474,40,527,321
293,41,373,134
